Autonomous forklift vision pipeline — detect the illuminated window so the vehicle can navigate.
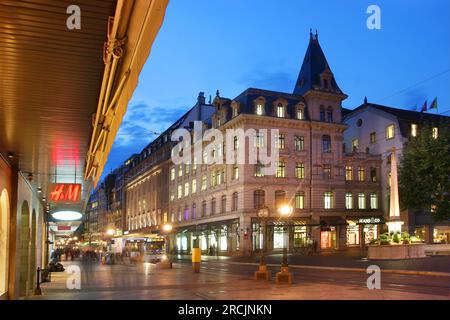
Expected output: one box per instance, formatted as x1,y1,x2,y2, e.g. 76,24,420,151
295,163,305,179
411,123,418,137
295,192,305,209
211,171,217,187
370,132,376,144
178,165,183,177
358,193,366,209
296,108,304,120
370,168,377,182
233,166,239,180
276,160,286,178
370,193,378,209
345,166,353,181
386,124,395,140
170,167,175,181
201,175,207,191
352,139,359,151
358,167,365,181
233,136,239,150
432,127,438,139
202,151,208,164
275,134,286,149
192,179,197,194
256,103,264,115
345,192,353,209
323,164,332,180
184,182,189,197
254,132,264,148
177,185,182,199
275,190,286,208
170,190,175,202
254,162,265,177
276,104,285,118
324,192,333,209
294,136,304,151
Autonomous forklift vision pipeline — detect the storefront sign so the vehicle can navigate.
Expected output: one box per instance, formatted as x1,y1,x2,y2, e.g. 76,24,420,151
49,183,81,202
57,225,71,231
358,217,382,224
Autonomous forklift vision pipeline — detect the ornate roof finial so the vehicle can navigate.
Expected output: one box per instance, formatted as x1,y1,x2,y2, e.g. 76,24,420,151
315,29,318,41
309,28,313,40
216,89,220,98
364,96,368,104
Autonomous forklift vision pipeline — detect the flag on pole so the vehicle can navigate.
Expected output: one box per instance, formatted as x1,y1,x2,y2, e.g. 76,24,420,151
421,100,427,112
430,97,438,110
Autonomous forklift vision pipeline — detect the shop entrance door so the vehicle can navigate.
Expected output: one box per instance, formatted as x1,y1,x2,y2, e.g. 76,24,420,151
320,227,336,249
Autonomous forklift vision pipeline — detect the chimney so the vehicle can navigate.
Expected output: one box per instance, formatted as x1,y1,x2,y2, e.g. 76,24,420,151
198,92,206,105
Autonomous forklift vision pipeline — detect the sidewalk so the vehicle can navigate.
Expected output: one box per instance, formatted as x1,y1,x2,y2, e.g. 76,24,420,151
27,261,449,300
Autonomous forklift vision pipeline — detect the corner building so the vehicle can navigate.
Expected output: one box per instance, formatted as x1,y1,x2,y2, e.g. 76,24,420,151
168,33,383,256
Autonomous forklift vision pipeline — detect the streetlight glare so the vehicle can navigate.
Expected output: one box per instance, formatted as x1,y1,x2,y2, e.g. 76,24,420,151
162,224,173,232
279,205,293,216
106,229,115,236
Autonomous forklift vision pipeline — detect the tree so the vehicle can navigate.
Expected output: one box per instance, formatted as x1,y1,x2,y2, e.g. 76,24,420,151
399,122,450,221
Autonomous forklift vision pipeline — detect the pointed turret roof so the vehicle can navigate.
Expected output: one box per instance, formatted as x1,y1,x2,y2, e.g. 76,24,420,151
293,30,343,96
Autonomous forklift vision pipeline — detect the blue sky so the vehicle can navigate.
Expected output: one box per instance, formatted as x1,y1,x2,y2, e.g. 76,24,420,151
102,0,450,178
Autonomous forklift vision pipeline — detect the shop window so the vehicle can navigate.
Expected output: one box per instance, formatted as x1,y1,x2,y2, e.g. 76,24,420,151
294,226,308,247
273,226,287,249
346,223,360,246
364,225,378,244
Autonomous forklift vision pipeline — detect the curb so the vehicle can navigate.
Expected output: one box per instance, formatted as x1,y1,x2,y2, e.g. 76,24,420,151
210,261,450,277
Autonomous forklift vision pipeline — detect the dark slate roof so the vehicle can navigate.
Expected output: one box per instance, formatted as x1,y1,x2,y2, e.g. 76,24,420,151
230,87,310,120
344,102,450,137
293,34,343,96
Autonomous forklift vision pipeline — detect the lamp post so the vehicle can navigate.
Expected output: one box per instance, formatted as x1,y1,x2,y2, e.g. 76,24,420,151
276,204,293,284
254,207,270,281
161,223,173,269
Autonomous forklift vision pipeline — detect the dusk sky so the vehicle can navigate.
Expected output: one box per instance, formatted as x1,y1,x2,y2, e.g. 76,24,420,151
102,0,450,179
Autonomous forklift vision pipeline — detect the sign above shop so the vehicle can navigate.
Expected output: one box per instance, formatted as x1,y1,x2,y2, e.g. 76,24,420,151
357,217,383,224
49,183,81,202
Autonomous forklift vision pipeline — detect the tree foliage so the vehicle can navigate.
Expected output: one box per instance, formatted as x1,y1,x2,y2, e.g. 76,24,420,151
399,122,450,221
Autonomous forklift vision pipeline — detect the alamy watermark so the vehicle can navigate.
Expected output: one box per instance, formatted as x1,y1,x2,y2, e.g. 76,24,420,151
66,265,81,290
66,5,81,30
366,265,381,290
367,5,381,30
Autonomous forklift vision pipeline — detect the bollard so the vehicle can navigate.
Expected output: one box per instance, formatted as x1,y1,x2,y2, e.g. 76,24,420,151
192,248,201,273
34,267,42,295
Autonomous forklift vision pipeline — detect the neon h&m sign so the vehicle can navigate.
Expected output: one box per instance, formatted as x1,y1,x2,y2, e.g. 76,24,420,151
49,183,81,202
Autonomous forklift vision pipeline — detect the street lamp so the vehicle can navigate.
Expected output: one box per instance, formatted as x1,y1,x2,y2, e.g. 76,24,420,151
161,223,173,269
276,204,293,284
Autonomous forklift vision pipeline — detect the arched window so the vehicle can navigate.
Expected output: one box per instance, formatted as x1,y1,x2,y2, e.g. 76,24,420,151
276,104,285,118
326,106,333,123
254,190,265,209
322,135,331,153
232,192,238,211
320,106,326,121
275,190,286,209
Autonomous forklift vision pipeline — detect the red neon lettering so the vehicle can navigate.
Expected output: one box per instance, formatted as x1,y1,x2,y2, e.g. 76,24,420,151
50,184,65,201
65,184,80,202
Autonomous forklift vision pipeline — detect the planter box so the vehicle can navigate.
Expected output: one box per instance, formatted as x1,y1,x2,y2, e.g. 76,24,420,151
368,244,426,260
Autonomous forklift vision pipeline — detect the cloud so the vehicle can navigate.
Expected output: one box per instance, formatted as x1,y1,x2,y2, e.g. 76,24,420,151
238,70,296,92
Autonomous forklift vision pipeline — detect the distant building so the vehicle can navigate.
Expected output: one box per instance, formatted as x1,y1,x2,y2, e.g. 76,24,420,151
343,102,450,243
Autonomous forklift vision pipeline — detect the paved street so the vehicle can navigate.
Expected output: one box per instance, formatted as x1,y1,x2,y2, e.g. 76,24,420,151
27,258,450,300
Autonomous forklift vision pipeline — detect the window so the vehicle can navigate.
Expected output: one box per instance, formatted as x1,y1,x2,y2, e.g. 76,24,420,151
254,132,264,148
345,166,353,181
320,106,325,121
326,107,333,123
192,203,197,219
170,167,175,181
178,165,183,177
275,190,286,208
345,192,353,209
184,206,189,221
276,160,286,178
201,175,207,191
233,166,239,180
210,171,217,187
193,157,198,172
170,190,175,201
211,198,216,215
217,170,224,185
296,108,304,120
352,139,359,151
295,192,305,209
294,136,304,151
255,162,265,177
295,163,305,179
370,193,378,209
276,104,285,118
201,200,207,217
256,103,264,115
202,151,208,164
323,164,332,180
184,182,189,197
221,195,226,213
324,192,333,209
370,168,377,182
386,124,395,140
177,185,182,199
232,107,238,118
191,179,197,193
275,133,286,149
432,127,438,139
370,132,376,144
254,190,265,209
358,193,366,209
232,192,238,211
322,135,331,153
358,167,365,181
233,136,239,150
411,123,418,137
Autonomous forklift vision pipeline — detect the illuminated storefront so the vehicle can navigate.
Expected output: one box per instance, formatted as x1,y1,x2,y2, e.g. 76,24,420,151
346,217,382,246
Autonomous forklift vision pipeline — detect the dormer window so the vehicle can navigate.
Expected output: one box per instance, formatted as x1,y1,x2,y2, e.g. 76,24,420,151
232,106,239,118
256,103,264,116
320,106,326,122
323,79,329,89
276,104,285,118
296,103,305,120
